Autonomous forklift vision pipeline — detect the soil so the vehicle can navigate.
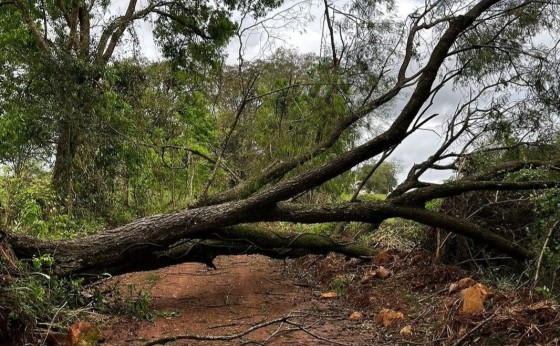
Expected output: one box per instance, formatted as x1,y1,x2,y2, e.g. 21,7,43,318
96,252,560,346
99,255,366,345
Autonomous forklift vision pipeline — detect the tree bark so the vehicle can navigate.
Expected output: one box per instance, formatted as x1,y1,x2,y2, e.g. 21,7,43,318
2,223,374,277
3,195,534,279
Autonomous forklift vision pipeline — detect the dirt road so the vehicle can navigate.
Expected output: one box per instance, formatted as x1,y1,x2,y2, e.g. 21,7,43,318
100,255,367,345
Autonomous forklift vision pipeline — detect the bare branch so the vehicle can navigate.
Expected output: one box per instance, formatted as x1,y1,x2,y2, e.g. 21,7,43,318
245,0,503,205
200,73,260,200
141,315,297,345
96,0,167,64
396,180,559,205
323,0,338,68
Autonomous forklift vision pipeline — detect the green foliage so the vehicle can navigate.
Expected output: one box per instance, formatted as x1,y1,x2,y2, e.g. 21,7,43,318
92,283,154,321
355,161,400,194
530,188,560,295
328,274,352,295
0,172,102,238
0,255,86,342
208,49,358,198
122,285,153,321
294,222,337,236
425,198,443,212
534,285,553,299
143,273,162,284
1,0,266,230
368,218,426,250
354,193,387,202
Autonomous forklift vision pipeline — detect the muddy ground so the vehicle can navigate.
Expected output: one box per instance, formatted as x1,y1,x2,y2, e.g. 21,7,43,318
96,252,560,345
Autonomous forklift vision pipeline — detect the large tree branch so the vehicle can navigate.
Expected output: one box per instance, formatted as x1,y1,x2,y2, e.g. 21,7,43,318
243,0,502,206
200,74,259,199
5,179,535,279
470,157,560,180
206,0,483,208
394,180,559,205
12,0,51,54
151,9,213,39
262,202,532,259
96,0,166,64
198,75,407,206
4,224,373,276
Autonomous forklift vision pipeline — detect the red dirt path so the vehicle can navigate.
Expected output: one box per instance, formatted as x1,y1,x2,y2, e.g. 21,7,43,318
99,255,369,345
97,252,560,346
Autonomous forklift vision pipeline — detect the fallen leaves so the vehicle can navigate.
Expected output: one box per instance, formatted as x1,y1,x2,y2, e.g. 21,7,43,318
447,278,491,314
461,283,490,314
321,291,338,299
375,308,405,327
67,321,100,346
458,277,477,289
400,324,413,336
448,282,459,294
376,266,391,279
360,266,391,284
348,311,363,321
450,277,476,294
372,250,399,265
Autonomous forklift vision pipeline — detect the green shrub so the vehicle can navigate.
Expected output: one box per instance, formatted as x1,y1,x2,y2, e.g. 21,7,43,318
0,253,87,344
529,188,560,296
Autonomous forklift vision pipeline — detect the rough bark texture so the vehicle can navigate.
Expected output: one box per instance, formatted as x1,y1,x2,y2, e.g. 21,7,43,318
2,224,374,277
4,194,535,278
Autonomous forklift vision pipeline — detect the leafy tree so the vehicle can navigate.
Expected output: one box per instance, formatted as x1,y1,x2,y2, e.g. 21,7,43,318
0,0,281,219
200,49,357,202
355,161,400,195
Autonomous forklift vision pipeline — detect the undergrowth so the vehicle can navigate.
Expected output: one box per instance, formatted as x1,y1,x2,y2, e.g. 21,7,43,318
0,252,159,345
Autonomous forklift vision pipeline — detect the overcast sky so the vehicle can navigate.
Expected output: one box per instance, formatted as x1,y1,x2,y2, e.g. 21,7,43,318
222,0,460,182
110,0,458,183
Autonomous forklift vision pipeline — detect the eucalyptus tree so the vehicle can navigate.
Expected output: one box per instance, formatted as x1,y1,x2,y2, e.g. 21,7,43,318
3,0,560,279
200,49,358,202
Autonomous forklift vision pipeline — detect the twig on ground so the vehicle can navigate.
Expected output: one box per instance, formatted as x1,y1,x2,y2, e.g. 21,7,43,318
140,312,350,346
451,310,499,346
418,287,448,302
438,297,461,339
141,316,294,345
283,319,354,346
41,301,67,346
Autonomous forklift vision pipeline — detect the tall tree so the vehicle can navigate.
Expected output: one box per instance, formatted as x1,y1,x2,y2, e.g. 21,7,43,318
0,0,280,216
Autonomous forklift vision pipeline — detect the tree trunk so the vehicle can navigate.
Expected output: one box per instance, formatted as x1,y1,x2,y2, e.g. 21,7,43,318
51,121,78,218
3,197,533,279
3,223,374,277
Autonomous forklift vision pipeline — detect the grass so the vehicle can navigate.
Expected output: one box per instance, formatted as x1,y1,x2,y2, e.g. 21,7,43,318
144,272,162,284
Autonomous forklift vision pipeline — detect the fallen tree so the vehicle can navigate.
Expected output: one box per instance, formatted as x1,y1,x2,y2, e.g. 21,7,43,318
3,0,560,279
5,159,557,276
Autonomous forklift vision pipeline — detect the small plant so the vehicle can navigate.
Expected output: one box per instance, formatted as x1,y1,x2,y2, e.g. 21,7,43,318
0,254,90,345
125,286,152,320
144,272,161,284
328,274,352,295
365,218,425,250
529,188,560,296
534,285,552,299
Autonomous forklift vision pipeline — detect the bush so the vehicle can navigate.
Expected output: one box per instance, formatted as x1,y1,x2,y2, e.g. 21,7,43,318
0,252,85,344
0,174,105,239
